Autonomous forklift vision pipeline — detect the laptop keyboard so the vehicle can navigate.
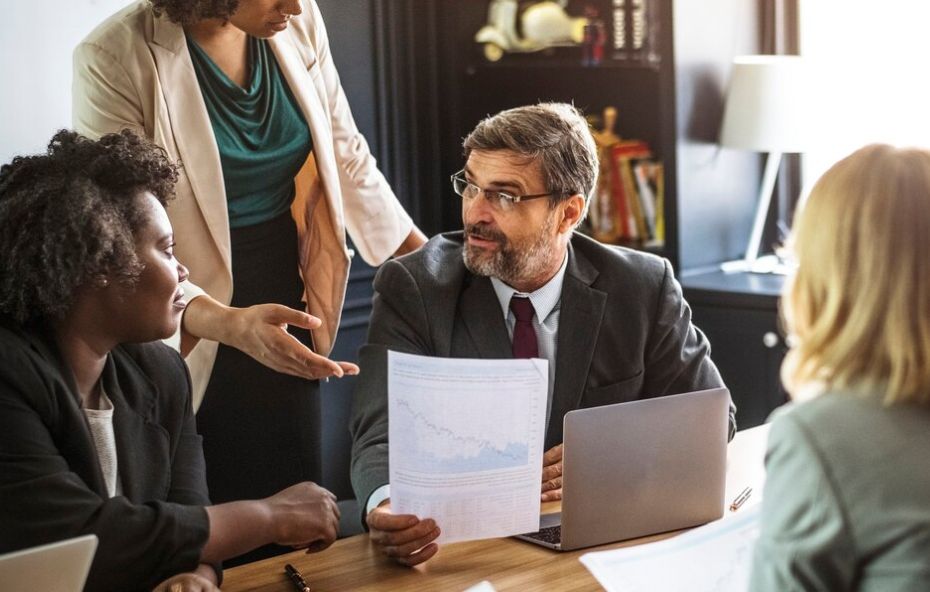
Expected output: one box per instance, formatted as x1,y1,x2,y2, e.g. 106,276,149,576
521,525,562,545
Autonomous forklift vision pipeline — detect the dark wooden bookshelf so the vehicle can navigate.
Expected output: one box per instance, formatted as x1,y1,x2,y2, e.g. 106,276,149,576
367,0,763,271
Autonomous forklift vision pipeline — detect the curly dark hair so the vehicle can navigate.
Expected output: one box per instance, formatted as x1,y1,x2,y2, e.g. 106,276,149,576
0,129,179,324
150,0,240,26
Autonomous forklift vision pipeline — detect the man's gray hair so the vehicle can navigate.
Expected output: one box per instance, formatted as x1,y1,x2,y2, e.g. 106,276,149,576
463,102,599,210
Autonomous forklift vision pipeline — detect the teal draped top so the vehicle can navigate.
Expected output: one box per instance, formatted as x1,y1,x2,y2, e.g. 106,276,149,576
187,35,312,229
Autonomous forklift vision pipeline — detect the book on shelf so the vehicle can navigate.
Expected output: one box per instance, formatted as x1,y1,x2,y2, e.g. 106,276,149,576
589,136,664,249
630,158,656,239
608,144,636,240
590,151,621,242
609,140,650,241
618,156,648,239
633,159,666,245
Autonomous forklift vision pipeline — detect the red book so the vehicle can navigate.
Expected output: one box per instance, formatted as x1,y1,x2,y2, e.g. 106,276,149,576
609,141,652,239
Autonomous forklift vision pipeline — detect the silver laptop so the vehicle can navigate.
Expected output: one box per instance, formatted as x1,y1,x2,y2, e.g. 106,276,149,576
515,387,729,551
0,535,98,592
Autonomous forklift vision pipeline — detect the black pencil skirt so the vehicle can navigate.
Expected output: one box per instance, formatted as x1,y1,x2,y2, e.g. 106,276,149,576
196,211,321,565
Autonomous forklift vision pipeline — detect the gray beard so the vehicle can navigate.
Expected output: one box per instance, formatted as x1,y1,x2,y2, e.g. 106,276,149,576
462,216,557,287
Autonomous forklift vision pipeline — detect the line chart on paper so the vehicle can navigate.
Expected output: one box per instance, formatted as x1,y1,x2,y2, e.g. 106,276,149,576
392,396,530,472
388,352,547,475
387,351,549,543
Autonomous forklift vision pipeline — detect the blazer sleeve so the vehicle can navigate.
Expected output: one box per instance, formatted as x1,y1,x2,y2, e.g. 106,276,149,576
349,259,431,522
0,350,210,592
748,412,857,591
642,258,736,438
164,352,210,507
73,41,146,139
303,0,413,265
160,349,223,585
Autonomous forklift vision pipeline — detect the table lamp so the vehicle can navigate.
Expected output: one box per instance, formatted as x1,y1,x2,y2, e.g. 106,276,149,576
719,55,810,273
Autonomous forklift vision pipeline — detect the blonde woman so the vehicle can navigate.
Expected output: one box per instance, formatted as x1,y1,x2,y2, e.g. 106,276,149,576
749,144,930,590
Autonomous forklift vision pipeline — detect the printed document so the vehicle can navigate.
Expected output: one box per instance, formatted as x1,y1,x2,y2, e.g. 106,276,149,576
388,351,548,544
580,504,761,592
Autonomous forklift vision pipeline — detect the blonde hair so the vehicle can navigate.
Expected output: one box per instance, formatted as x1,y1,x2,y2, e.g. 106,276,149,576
782,144,930,405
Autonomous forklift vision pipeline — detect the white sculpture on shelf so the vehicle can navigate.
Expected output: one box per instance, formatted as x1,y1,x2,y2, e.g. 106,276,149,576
475,0,588,62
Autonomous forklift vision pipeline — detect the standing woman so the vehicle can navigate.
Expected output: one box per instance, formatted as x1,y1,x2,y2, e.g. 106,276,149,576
749,144,930,590
73,0,427,560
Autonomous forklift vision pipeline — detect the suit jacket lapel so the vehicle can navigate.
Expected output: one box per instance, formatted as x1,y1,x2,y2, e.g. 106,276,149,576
546,245,606,447
105,350,166,503
268,31,343,234
459,275,513,359
23,328,108,497
268,32,326,149
150,15,231,271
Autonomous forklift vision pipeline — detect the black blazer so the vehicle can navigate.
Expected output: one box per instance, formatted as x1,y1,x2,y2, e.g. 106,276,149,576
349,231,733,515
0,319,213,592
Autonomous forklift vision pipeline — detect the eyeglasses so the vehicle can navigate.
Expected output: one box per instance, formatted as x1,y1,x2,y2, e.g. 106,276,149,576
450,170,562,212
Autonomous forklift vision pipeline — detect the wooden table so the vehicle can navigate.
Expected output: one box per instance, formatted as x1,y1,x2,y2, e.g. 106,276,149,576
223,425,770,591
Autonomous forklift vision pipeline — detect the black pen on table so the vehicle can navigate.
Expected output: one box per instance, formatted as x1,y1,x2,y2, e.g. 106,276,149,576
729,486,752,512
285,563,311,592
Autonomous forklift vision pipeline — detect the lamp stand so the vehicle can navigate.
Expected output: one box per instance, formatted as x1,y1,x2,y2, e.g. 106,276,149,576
721,151,788,274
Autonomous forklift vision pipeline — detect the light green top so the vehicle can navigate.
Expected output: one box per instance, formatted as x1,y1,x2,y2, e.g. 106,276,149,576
187,34,312,229
750,392,930,591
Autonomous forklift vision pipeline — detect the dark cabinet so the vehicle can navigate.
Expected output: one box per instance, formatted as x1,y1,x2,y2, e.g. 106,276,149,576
682,269,788,428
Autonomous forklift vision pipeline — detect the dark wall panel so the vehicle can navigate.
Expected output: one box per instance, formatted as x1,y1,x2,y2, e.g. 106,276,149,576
315,0,379,152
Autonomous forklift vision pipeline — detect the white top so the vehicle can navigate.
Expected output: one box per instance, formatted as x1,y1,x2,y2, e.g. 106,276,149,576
82,387,122,498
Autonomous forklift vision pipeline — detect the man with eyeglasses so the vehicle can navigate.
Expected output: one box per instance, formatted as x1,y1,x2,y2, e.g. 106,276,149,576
350,102,732,566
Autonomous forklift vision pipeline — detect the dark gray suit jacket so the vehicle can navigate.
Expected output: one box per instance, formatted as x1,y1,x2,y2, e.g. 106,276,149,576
350,231,732,514
0,318,214,592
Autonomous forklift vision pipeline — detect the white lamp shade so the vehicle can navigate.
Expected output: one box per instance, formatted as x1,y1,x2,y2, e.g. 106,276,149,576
719,55,810,153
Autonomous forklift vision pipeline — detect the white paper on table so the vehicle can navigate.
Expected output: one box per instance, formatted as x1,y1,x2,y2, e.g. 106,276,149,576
388,350,548,544
579,504,761,592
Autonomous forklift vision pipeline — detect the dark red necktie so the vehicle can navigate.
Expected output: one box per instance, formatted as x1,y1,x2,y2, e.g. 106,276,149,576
510,296,539,359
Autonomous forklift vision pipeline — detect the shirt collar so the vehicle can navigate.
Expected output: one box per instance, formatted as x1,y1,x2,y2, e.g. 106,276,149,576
490,251,568,322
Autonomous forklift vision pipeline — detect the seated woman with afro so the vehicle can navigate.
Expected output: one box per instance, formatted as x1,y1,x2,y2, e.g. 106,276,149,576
0,130,341,592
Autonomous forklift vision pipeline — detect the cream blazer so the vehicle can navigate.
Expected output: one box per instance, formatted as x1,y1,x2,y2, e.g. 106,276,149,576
73,0,413,409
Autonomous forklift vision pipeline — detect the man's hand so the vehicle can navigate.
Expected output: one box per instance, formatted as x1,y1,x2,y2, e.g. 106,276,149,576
223,303,359,380
541,443,563,502
367,501,440,566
